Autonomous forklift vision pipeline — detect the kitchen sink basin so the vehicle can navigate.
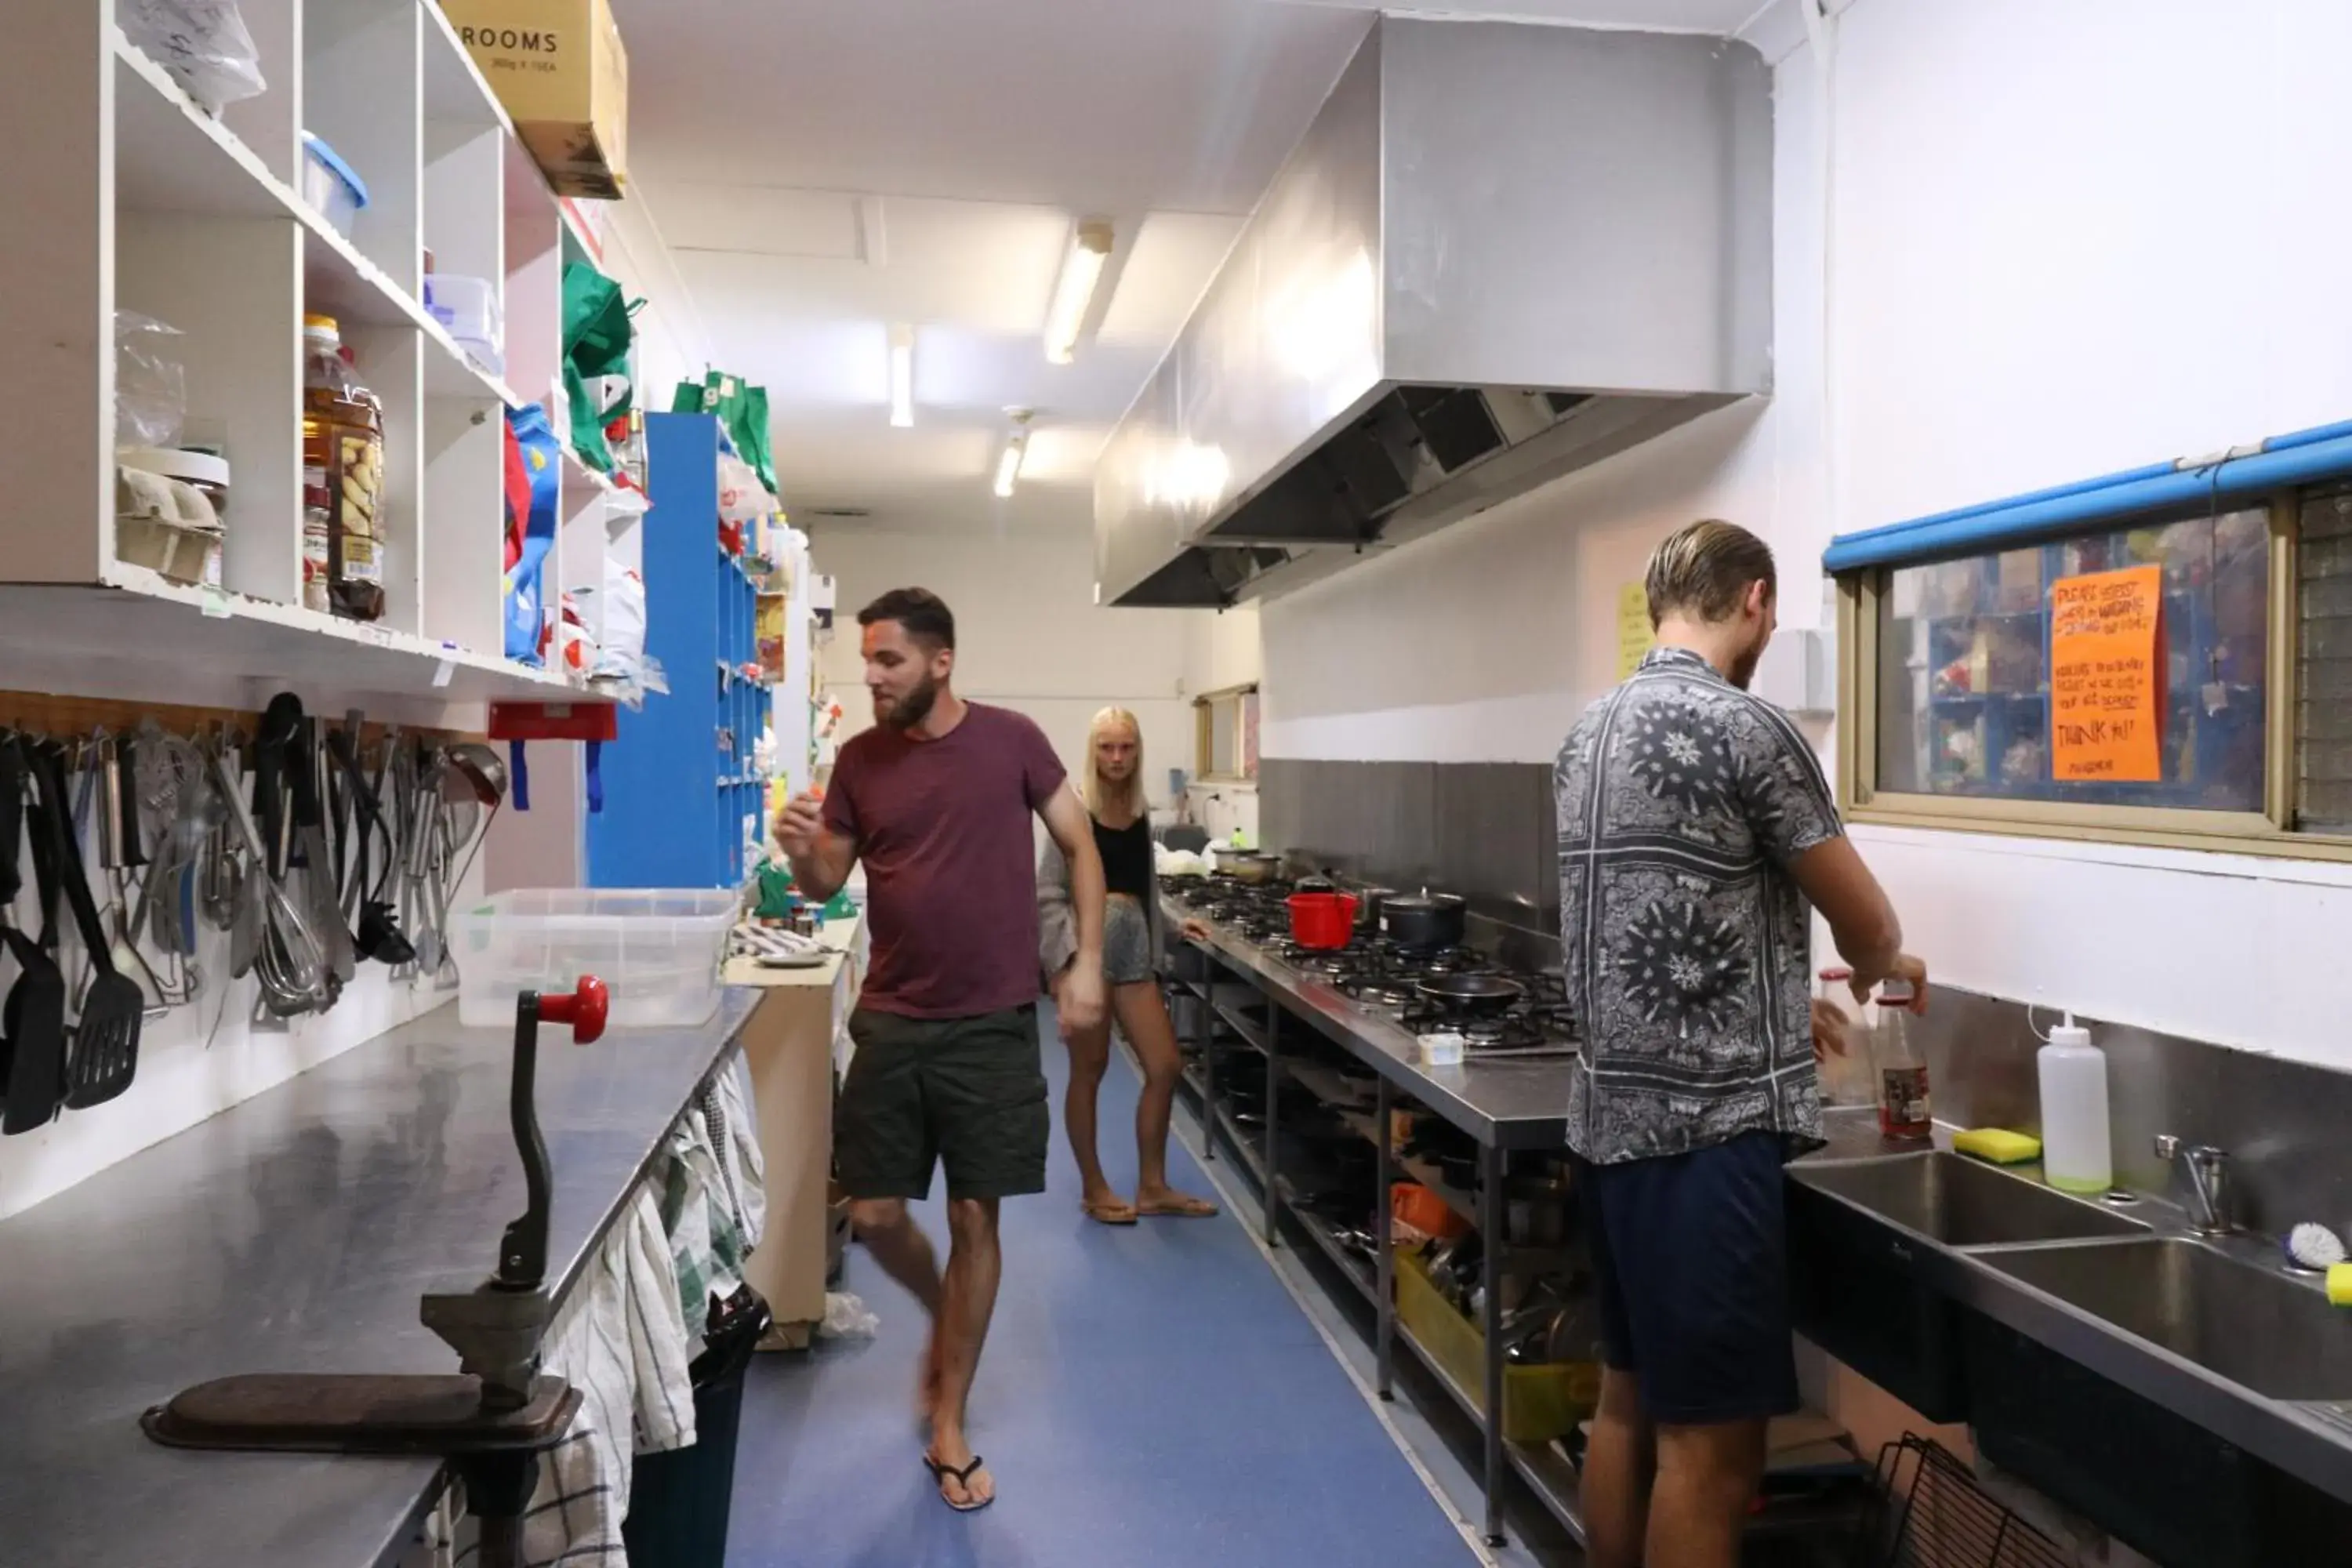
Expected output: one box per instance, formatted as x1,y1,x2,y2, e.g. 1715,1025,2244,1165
1980,1238,2352,1400
1795,1151,2147,1247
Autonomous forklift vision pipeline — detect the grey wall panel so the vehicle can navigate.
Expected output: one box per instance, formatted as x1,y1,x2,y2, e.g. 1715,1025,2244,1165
1260,757,1554,933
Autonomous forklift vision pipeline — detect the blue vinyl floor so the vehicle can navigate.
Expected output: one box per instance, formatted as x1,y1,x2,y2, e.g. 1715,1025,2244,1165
727,1011,1483,1568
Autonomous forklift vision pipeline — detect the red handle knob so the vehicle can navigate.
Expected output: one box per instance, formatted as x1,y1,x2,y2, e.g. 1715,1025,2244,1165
538,976,609,1043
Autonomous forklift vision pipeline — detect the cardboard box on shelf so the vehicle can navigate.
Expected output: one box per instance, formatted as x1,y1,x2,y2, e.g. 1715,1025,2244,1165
441,0,630,199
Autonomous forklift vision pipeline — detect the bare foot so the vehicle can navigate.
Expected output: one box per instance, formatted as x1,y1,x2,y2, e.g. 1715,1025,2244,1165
926,1426,996,1511
1134,1185,1218,1218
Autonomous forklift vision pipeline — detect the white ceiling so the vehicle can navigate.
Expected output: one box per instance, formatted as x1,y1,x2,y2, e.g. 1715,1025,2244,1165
611,0,1772,536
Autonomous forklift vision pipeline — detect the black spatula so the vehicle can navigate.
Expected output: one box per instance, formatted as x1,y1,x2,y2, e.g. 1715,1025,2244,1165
38,745,143,1109
2,739,72,1134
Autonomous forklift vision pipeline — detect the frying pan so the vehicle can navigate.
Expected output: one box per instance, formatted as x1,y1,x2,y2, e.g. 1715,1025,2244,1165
1415,971,1525,1017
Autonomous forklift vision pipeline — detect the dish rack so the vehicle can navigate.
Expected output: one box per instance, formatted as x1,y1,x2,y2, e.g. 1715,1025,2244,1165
1854,1436,2070,1568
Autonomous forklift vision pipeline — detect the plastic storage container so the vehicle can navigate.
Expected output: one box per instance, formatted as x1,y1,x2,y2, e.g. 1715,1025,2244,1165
299,133,369,240
423,273,504,372
452,887,739,1028
1395,1247,1598,1443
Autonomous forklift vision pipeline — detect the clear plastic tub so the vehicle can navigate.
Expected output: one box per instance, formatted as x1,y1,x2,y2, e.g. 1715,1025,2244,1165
299,132,369,240
453,888,739,1029
424,274,503,350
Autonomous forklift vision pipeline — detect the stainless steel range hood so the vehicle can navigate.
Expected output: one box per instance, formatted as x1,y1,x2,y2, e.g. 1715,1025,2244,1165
1095,17,1771,608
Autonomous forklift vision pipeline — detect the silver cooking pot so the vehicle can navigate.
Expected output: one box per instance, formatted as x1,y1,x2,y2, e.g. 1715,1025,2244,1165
1217,850,1283,885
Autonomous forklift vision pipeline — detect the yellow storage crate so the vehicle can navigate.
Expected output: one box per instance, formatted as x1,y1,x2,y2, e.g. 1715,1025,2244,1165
1395,1247,1601,1444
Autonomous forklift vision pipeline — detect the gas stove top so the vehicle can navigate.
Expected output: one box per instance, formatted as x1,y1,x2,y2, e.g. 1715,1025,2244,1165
1173,877,1577,1058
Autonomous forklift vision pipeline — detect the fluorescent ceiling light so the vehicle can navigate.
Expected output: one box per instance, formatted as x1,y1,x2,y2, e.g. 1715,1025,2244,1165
1044,220,1114,365
887,323,914,428
993,415,1033,499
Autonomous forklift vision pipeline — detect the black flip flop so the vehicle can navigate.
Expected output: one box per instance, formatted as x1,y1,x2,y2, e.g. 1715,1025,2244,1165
924,1451,993,1513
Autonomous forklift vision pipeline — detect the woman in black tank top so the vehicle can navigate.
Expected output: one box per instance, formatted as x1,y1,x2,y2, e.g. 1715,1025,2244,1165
1037,708,1218,1224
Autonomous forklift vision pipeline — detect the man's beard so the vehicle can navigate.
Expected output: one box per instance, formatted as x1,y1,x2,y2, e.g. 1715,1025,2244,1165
1726,625,1769,690
877,673,940,730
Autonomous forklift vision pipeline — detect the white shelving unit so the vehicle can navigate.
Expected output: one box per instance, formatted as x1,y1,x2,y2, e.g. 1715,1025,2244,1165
1,2,613,702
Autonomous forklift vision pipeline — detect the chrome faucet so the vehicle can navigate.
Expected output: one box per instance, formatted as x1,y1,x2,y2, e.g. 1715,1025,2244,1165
2155,1135,2234,1235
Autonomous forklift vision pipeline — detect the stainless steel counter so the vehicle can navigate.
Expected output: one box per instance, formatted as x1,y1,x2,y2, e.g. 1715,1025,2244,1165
0,989,760,1568
1167,898,1570,1149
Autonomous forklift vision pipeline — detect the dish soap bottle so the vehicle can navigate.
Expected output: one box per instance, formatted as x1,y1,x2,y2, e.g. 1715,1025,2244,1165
1875,978,1931,1142
2038,1013,2111,1193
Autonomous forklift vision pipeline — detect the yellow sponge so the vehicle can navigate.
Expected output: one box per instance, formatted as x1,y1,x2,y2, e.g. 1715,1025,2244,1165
2328,1265,2352,1308
1952,1127,2042,1166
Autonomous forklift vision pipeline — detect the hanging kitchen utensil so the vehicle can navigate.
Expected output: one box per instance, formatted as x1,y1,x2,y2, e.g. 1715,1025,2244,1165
325,720,414,967
249,695,336,1012
0,736,71,1134
418,740,506,987
38,743,144,1109
289,713,355,992
402,739,445,978
205,743,328,1016
132,725,216,1006
97,733,169,1011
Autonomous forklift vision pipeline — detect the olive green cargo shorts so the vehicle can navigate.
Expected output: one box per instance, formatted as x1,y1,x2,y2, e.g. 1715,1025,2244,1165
835,1006,1049,1202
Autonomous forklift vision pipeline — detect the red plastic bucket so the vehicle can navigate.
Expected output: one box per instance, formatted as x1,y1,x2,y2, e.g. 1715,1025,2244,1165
1287,891,1359,949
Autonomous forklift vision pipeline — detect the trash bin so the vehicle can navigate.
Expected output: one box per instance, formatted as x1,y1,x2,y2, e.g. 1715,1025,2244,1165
622,1284,773,1568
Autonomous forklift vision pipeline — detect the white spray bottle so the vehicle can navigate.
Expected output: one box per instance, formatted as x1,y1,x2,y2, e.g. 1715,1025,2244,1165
2038,1012,2112,1194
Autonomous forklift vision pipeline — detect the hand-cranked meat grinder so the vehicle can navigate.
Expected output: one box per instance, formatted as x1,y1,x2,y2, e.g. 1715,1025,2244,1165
143,978,611,1568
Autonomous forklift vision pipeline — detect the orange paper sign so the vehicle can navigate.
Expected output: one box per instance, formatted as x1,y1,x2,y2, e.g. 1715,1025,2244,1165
2049,564,2163,782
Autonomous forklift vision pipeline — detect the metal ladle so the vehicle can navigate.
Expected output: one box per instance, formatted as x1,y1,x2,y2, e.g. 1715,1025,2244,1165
423,743,506,985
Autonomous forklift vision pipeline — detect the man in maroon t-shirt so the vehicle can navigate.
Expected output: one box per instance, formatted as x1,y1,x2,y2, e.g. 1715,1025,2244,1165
775,586,1105,1514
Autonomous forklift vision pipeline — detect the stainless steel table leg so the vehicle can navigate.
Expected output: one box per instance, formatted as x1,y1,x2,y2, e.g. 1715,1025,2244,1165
1262,998,1281,1247
1374,1074,1395,1401
1199,978,1216,1163
1480,1141,1507,1548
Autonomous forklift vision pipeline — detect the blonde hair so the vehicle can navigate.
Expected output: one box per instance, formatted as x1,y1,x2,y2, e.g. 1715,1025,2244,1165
1083,706,1146,821
1645,518,1777,628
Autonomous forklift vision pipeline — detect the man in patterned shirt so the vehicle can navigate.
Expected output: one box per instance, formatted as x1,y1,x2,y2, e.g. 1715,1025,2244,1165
1555,519,1928,1568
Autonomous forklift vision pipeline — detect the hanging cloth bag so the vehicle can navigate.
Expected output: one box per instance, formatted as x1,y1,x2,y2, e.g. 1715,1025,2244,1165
561,260,640,469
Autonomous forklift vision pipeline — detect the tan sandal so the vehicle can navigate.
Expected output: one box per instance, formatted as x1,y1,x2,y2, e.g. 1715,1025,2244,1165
1136,1192,1219,1218
1082,1197,1138,1225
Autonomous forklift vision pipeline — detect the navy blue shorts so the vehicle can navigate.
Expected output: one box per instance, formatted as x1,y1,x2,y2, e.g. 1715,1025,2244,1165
1573,1131,1799,1426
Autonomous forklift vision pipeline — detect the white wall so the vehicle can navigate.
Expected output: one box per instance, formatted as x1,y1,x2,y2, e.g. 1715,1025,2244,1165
813,524,1197,807
1250,0,2352,1072
0,663,488,1221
